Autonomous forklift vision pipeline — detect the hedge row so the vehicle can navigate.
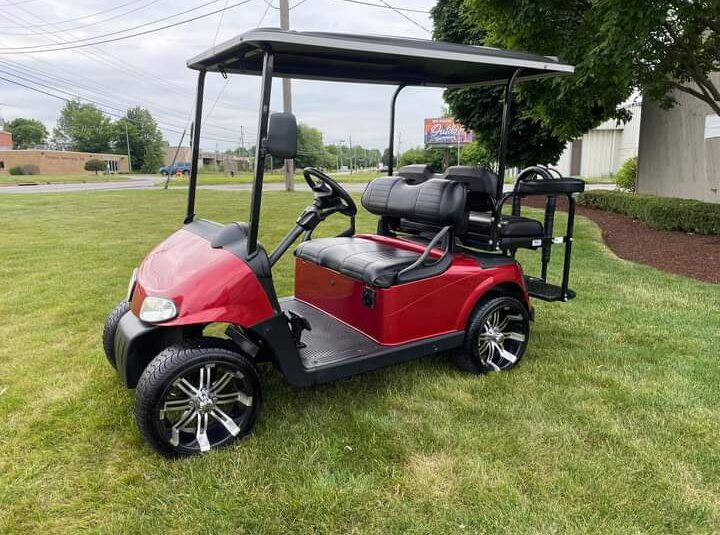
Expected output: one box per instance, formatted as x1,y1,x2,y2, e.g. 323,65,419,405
578,190,720,235
9,164,40,176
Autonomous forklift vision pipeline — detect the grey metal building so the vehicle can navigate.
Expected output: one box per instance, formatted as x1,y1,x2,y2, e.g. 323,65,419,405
637,73,720,203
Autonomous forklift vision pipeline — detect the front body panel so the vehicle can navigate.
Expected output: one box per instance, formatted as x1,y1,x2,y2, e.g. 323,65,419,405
131,228,275,328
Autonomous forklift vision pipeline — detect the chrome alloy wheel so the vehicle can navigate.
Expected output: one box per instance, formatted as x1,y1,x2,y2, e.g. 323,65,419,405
477,306,528,371
158,363,255,453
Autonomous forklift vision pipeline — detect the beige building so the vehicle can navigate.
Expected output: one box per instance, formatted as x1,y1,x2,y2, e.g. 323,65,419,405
163,146,193,166
163,146,251,174
555,100,642,178
0,150,129,175
637,73,720,203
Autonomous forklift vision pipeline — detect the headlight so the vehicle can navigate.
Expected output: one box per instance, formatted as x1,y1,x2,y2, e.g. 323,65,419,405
139,297,178,323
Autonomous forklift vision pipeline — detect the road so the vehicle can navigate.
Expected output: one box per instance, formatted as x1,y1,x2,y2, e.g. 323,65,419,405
0,175,616,194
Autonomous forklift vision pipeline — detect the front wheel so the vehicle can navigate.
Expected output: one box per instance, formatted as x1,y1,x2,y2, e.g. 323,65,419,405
454,296,530,374
134,340,262,457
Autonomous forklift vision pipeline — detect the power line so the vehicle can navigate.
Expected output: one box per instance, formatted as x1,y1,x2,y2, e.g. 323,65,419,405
0,0,165,37
0,5,254,139
0,71,250,144
0,5,192,98
257,0,273,24
332,0,430,15
375,0,431,32
0,0,158,31
0,0,254,54
212,0,231,46
3,0,265,124
0,59,250,138
0,0,41,6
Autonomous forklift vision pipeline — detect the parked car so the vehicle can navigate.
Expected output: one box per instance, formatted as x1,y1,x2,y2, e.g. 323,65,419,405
159,163,191,176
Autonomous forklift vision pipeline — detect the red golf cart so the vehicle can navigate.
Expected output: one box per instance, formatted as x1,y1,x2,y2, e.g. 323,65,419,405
103,29,584,457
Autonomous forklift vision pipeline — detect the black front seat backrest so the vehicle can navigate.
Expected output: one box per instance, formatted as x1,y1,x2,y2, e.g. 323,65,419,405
362,177,467,233
443,166,498,212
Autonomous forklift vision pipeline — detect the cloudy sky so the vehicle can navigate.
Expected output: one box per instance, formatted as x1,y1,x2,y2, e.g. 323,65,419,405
0,0,442,151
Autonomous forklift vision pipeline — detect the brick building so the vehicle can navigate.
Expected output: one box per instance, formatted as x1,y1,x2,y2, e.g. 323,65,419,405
0,130,12,150
0,150,129,175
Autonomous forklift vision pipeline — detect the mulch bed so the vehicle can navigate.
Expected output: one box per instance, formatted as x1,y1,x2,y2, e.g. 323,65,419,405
523,197,720,284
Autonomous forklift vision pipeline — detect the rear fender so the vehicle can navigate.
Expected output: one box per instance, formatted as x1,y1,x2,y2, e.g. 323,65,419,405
457,268,530,330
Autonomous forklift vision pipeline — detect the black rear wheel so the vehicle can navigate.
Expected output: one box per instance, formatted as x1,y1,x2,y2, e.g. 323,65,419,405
454,296,530,374
134,339,262,458
102,300,131,369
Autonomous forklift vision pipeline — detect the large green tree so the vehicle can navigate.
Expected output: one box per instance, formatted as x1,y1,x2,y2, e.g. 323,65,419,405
52,100,113,153
444,0,720,155
398,146,446,172
113,107,165,173
295,123,328,169
432,0,568,168
5,118,48,149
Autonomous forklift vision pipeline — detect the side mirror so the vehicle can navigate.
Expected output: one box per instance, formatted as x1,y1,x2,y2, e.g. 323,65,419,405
266,112,297,159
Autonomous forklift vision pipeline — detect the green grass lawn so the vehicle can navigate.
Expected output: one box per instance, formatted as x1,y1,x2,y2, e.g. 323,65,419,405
0,189,718,534
0,174,137,186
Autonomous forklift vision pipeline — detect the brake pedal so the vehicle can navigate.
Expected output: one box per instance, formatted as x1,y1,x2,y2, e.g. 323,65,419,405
284,311,312,348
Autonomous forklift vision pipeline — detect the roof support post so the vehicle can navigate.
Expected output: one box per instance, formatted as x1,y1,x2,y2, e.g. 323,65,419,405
387,83,406,176
247,51,275,257
185,69,207,224
496,69,522,200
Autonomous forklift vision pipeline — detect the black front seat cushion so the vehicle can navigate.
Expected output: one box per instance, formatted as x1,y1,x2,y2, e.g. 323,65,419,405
295,237,420,288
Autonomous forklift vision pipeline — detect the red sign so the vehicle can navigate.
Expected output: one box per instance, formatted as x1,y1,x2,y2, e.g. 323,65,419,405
424,117,473,146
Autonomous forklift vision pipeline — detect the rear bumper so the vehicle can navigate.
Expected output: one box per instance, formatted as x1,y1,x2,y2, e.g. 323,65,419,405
115,311,182,388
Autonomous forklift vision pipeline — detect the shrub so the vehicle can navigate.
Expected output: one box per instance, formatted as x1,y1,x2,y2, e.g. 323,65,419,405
578,190,720,235
614,156,637,192
84,158,106,174
9,164,40,175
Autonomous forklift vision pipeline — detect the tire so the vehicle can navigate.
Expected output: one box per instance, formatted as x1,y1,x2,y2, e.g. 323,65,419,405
134,339,262,458
103,300,131,369
454,296,530,374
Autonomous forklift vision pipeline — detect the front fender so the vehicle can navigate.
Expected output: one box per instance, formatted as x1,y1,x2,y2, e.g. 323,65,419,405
131,228,275,328
114,310,183,387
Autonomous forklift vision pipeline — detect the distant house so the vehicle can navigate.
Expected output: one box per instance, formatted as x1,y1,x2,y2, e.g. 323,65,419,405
555,99,642,178
0,130,12,150
637,73,720,203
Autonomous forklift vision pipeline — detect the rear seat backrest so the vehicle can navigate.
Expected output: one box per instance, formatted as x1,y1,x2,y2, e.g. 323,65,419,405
443,166,498,212
396,164,434,184
362,177,467,232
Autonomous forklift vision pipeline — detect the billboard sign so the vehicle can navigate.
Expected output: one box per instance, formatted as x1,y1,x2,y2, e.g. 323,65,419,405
424,117,474,146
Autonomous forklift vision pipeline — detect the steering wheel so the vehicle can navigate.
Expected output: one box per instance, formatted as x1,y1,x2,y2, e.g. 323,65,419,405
303,167,357,217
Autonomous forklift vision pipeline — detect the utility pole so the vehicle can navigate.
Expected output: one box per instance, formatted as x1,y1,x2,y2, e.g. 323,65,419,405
164,128,186,190
280,0,294,191
349,135,353,174
124,122,132,173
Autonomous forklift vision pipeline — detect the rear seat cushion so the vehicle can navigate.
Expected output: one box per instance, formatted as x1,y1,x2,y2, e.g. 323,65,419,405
468,213,543,238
